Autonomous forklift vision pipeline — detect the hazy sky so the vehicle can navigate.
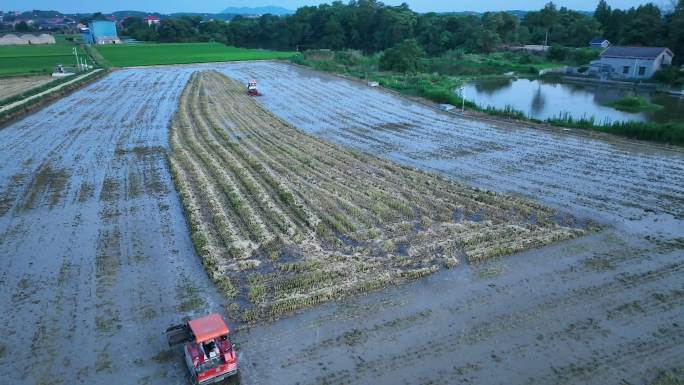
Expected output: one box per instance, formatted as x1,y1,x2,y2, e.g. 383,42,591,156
2,0,660,14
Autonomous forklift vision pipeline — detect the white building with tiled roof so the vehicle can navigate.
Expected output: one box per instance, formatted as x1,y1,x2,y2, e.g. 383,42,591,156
599,46,674,79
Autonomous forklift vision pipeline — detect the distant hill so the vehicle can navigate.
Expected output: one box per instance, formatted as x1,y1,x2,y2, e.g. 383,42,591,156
220,6,292,16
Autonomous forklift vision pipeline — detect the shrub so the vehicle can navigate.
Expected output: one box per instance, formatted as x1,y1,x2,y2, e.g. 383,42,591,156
547,45,569,61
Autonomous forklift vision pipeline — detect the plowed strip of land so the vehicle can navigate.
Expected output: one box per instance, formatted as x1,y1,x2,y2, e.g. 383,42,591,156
169,71,585,322
0,75,53,101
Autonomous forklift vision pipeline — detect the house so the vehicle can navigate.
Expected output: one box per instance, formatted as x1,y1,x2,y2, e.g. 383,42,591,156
599,46,674,79
143,16,160,26
589,38,610,49
84,20,120,44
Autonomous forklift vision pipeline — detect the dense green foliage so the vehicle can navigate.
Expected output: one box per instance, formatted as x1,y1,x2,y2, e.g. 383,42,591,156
118,1,681,62
653,65,684,88
379,39,425,72
547,116,684,146
0,44,88,77
95,43,296,67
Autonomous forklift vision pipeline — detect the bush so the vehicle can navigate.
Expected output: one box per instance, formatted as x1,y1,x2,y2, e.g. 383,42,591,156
547,45,569,61
569,48,599,66
379,39,425,73
334,50,364,66
653,66,684,87
518,53,533,64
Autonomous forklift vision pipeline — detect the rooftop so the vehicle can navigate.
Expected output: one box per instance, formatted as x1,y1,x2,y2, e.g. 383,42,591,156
601,46,673,59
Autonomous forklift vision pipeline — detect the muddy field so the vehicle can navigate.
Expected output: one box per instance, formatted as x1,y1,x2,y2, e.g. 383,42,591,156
169,70,583,323
0,68,227,385
218,62,684,384
0,62,682,385
0,75,53,102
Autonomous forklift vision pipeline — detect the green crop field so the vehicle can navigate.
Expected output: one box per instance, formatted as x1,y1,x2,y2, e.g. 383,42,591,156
96,43,296,67
0,43,87,77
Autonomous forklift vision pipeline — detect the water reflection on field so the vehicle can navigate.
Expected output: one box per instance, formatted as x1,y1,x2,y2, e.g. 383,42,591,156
462,77,684,124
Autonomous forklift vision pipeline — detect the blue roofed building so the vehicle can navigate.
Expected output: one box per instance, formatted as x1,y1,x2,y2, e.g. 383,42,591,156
83,20,120,44
589,38,610,49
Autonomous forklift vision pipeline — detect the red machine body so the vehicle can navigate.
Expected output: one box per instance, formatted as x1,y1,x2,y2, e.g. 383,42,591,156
166,313,238,384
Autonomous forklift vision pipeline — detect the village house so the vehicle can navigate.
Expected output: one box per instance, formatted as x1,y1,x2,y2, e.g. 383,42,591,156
589,38,610,49
597,46,674,79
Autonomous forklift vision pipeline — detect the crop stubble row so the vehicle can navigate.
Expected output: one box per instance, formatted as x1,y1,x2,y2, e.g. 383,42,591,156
168,70,586,322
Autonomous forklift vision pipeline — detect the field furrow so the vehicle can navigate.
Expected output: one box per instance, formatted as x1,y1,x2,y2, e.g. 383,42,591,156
168,70,586,322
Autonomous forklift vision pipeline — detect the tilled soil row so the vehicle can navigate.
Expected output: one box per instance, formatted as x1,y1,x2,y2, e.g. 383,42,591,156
168,70,587,323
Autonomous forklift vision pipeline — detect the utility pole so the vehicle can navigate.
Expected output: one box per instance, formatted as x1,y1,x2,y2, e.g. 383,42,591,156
73,47,80,71
544,30,549,50
461,86,466,113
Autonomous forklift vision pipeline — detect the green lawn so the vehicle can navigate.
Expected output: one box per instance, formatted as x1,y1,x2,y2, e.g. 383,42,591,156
0,43,86,77
96,43,296,67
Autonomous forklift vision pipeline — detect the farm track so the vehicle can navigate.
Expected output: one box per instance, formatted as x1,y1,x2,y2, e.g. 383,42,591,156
168,71,584,322
217,62,684,385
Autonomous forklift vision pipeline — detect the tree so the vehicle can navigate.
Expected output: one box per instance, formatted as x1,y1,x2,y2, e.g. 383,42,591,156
621,4,664,45
594,0,612,30
470,28,501,53
665,0,684,64
157,18,197,42
379,38,425,72
15,21,31,32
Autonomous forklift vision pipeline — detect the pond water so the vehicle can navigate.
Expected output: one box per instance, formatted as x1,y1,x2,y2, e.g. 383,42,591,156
462,77,684,124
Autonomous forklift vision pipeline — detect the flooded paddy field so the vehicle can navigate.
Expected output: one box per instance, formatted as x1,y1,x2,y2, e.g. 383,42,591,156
220,62,684,384
0,68,226,385
0,61,682,385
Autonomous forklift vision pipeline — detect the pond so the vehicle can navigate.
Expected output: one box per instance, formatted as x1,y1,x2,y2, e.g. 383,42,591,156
462,77,684,124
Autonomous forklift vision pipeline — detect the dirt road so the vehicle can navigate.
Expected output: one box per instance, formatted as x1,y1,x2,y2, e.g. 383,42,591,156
220,62,684,384
0,68,226,385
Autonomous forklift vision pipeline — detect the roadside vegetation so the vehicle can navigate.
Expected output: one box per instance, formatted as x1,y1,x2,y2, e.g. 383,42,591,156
169,70,587,322
95,43,295,67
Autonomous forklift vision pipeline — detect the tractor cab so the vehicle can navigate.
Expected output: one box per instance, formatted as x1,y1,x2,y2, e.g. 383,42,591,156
166,313,238,384
247,80,260,96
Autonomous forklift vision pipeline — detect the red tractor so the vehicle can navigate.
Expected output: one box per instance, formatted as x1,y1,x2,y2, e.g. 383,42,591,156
166,313,238,384
247,80,261,96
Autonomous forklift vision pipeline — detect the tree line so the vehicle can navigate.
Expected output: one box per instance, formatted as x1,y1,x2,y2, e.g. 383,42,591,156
119,0,683,63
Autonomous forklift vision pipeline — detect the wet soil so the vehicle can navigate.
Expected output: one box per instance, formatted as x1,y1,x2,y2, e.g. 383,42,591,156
218,62,684,385
1,62,682,385
0,68,227,385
